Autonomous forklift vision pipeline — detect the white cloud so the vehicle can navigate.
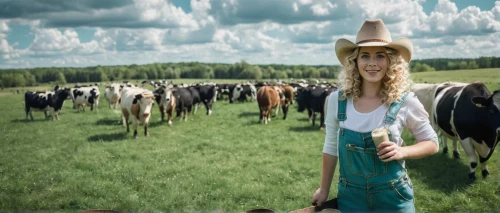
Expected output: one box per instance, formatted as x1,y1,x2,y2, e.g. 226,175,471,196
1,0,500,68
0,21,18,60
28,27,105,56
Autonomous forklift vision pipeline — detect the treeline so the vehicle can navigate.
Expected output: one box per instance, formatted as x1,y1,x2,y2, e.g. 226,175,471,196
1,57,499,88
0,61,341,88
411,57,500,71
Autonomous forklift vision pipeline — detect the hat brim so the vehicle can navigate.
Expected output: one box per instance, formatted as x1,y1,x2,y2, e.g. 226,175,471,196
335,38,413,66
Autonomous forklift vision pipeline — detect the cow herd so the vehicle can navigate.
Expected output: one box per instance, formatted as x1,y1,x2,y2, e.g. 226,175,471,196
21,80,500,182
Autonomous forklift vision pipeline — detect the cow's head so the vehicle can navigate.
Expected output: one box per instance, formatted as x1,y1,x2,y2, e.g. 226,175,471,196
109,84,121,103
232,84,243,102
156,84,173,106
472,90,500,145
296,87,310,112
132,92,156,119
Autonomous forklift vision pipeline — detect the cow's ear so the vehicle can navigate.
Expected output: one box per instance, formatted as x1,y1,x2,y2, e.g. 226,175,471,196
471,96,490,108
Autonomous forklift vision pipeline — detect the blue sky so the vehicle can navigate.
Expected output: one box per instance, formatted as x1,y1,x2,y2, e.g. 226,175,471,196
0,0,499,68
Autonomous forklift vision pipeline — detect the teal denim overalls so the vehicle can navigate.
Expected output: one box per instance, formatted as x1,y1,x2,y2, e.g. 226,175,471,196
336,90,415,213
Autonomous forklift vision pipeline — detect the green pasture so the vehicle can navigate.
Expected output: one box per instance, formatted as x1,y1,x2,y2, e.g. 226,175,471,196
0,69,499,212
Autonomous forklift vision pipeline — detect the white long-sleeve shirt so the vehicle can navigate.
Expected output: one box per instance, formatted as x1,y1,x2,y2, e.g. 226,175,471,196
323,91,439,167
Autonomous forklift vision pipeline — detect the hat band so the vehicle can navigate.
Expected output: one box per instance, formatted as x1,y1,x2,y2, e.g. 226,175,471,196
356,39,389,45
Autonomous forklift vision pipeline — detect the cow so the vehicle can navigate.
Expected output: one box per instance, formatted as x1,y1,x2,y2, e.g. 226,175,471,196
121,87,156,139
232,84,257,103
73,86,100,112
433,81,500,182
154,84,176,126
24,88,71,121
257,86,283,124
296,86,337,130
173,88,194,121
196,85,217,115
280,85,295,120
411,82,467,158
104,83,121,109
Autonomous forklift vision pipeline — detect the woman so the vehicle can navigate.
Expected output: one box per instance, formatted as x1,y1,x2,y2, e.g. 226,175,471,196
311,19,439,212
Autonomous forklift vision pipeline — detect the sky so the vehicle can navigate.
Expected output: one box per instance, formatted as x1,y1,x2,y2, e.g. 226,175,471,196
0,0,499,69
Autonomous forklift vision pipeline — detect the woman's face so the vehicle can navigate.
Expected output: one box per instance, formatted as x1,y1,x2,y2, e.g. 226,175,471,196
357,46,388,84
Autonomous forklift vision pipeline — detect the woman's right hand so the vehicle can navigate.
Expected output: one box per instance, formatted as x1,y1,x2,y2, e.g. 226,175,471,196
312,188,329,206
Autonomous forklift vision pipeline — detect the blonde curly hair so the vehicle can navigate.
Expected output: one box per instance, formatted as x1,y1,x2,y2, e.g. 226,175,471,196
338,47,412,104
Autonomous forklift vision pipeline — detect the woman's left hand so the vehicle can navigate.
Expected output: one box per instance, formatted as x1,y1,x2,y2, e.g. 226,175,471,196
376,141,407,162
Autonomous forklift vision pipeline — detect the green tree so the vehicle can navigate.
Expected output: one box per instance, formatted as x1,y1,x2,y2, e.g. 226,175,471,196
55,72,66,84
292,69,303,79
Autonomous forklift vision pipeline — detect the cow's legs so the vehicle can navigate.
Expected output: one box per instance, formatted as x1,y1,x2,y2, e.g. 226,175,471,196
259,108,263,123
44,111,48,118
133,120,139,139
282,105,288,120
319,111,325,130
25,107,31,120
452,139,460,159
167,109,173,126
183,109,188,121
480,161,489,178
308,109,313,121
204,102,210,115
460,138,478,183
312,111,317,126
441,133,449,154
144,124,149,136
160,106,165,122
193,103,199,114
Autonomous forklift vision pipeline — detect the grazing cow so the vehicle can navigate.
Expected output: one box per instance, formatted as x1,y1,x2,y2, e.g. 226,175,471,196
73,86,100,112
154,85,176,126
257,86,283,124
121,87,156,139
196,85,217,115
104,83,121,109
24,88,71,121
173,88,194,121
280,85,295,120
433,82,500,182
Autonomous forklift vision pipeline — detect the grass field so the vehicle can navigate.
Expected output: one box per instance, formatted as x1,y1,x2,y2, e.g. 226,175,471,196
1,69,499,212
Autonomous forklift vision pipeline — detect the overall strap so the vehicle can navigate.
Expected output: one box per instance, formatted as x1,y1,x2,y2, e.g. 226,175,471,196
383,92,409,125
337,90,347,121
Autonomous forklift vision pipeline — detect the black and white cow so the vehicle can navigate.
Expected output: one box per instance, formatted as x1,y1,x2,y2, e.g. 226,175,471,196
433,82,500,182
232,84,257,103
196,85,217,115
24,88,71,121
173,88,194,121
73,86,100,112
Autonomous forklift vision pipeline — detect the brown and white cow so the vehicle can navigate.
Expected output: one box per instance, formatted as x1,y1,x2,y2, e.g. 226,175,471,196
104,83,121,109
433,81,500,182
154,84,176,126
257,86,283,124
121,87,156,139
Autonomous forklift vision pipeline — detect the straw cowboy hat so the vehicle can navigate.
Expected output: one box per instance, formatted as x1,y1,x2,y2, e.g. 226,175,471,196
335,19,413,66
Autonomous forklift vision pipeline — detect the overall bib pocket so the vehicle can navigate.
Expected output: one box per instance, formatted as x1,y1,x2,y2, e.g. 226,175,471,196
346,144,388,177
